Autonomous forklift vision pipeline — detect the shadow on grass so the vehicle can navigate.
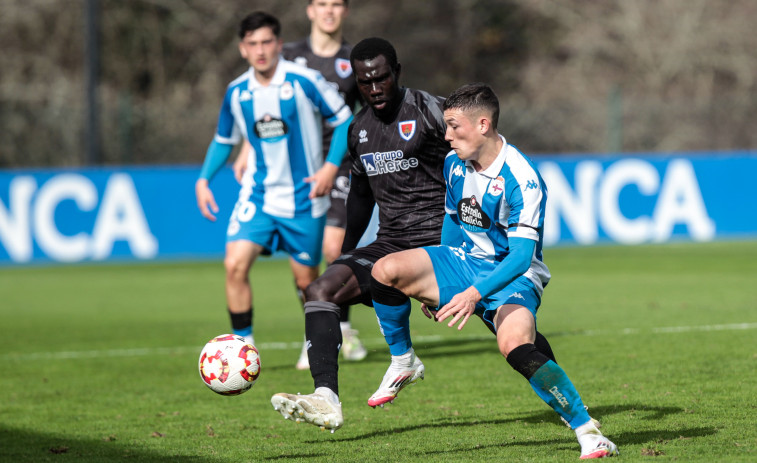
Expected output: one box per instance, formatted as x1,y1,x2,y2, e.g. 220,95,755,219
0,426,210,463
260,404,716,460
412,424,717,457
303,403,708,446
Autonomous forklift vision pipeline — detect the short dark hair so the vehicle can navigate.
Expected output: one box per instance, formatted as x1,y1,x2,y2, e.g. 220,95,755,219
349,37,398,69
309,0,349,5
443,83,500,127
239,11,281,39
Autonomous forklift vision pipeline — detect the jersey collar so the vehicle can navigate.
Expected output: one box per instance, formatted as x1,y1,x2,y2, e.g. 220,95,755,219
247,58,287,89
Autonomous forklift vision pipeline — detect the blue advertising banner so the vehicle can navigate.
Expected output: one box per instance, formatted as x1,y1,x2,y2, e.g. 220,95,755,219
534,151,757,246
1,151,755,265
0,166,238,264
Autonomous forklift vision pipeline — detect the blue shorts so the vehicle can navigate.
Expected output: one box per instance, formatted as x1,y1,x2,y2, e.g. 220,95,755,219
226,201,325,267
423,245,542,332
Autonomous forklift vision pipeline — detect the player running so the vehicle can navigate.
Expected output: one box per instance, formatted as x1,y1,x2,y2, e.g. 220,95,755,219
369,83,618,459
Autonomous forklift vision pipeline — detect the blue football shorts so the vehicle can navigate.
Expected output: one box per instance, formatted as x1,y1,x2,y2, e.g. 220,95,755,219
422,245,542,332
226,200,325,267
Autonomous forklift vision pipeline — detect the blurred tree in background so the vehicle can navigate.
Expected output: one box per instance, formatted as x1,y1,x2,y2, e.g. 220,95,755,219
1,0,756,167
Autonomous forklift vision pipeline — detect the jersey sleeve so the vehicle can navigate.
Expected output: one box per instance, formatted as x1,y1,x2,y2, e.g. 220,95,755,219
505,153,545,242
300,71,352,128
213,86,242,146
443,151,459,215
347,120,367,177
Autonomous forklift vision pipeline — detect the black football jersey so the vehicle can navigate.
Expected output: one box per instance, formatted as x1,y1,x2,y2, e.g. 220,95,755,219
347,88,450,247
282,39,359,159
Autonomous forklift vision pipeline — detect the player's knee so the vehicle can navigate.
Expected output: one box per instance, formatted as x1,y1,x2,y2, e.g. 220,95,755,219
224,254,249,282
371,255,399,287
303,276,336,302
505,343,549,379
322,243,341,265
499,338,523,358
293,275,314,293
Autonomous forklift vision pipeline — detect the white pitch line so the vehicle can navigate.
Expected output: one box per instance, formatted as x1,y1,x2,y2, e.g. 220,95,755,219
2,323,756,362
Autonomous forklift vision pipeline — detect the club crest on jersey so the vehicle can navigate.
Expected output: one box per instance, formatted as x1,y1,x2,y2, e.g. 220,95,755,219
457,195,491,231
280,82,294,100
255,114,288,140
398,120,416,141
335,58,352,78
488,176,505,196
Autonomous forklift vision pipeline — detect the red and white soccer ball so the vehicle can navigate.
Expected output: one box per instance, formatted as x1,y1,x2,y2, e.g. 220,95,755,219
198,334,261,395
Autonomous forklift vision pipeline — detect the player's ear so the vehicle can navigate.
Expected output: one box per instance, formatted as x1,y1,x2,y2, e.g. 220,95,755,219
394,62,402,82
238,41,247,59
306,3,316,21
479,116,490,134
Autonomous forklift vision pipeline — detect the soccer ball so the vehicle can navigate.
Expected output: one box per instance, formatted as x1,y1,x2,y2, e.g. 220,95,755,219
198,334,261,395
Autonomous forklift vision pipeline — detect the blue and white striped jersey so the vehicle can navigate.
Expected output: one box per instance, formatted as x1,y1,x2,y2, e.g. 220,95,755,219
444,135,551,292
214,59,352,218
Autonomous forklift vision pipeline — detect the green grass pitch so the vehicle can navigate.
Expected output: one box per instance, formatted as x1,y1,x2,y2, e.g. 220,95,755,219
1,241,755,462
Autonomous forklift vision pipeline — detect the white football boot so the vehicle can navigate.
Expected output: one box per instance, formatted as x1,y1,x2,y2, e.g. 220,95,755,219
341,328,367,361
271,387,343,432
295,337,310,370
576,421,619,459
367,348,424,408
561,405,602,429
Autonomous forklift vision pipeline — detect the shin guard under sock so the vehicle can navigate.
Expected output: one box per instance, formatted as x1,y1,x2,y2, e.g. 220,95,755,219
371,277,412,356
507,343,591,429
304,301,342,395
535,331,557,363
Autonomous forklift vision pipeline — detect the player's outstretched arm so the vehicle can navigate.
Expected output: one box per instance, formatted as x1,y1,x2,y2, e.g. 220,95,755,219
472,237,535,299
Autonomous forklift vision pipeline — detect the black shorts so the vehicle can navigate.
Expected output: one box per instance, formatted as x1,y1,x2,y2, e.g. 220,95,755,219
326,160,351,229
332,238,410,306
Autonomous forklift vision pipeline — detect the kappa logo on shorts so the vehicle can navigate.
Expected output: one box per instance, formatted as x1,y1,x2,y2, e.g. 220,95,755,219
335,58,352,79
296,252,313,262
508,292,525,300
398,120,416,141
